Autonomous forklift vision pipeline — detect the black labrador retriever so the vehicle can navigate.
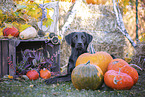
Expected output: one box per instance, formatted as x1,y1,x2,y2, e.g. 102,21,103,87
45,32,93,84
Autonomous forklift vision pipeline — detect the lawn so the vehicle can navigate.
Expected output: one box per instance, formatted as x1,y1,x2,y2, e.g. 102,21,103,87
0,70,144,97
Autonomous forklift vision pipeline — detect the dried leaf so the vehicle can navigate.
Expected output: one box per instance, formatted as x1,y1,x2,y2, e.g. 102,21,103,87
8,75,13,79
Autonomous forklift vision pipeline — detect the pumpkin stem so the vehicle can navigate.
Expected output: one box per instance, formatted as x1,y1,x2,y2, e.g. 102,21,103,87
86,61,90,65
89,44,96,54
43,68,46,71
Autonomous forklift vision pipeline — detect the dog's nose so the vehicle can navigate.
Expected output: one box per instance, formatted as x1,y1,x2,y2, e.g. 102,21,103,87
76,43,83,49
78,43,82,45
78,43,82,46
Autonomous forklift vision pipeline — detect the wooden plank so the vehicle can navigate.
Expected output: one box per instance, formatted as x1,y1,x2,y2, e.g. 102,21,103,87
2,40,9,76
46,43,60,72
47,43,55,71
0,40,2,77
9,40,16,76
54,44,60,72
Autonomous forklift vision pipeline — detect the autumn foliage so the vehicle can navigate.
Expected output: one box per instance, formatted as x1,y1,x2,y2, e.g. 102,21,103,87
0,0,53,37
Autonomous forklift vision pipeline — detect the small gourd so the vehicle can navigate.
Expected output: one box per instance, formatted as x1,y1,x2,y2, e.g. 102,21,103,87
26,70,39,80
40,68,51,79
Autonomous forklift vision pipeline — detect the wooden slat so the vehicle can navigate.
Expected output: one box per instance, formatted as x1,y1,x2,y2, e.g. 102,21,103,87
9,40,16,76
47,43,60,72
0,40,2,77
2,40,9,76
54,44,60,72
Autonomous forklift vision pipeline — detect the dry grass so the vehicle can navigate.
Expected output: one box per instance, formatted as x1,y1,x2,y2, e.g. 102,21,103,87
58,2,144,70
59,2,126,67
132,42,145,70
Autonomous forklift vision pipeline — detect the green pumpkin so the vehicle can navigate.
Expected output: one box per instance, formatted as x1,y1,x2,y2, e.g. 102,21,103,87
71,61,103,90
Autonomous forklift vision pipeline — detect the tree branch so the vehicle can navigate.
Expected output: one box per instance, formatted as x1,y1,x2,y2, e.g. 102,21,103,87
60,0,81,37
113,0,137,48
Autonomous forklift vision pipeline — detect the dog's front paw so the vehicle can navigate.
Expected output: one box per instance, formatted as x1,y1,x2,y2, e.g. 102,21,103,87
44,78,58,85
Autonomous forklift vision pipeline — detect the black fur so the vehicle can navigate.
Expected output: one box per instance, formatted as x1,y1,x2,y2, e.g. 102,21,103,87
45,32,93,84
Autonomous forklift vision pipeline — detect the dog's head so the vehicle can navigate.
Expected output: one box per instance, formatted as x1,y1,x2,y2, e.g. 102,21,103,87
65,32,93,50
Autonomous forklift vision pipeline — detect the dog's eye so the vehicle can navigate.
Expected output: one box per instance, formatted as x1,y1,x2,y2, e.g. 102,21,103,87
73,35,78,40
81,36,85,40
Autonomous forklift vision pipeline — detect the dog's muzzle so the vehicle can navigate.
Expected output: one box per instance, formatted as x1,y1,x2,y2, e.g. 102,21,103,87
76,43,84,49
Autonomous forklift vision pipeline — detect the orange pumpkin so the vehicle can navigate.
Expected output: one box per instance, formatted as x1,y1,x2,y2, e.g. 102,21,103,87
108,59,139,84
119,65,138,84
3,26,19,37
108,59,129,71
60,0,75,3
26,70,39,80
104,70,134,90
40,68,51,79
75,51,113,74
86,0,107,5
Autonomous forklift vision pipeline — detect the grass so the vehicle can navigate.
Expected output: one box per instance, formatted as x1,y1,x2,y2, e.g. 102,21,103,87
0,70,145,97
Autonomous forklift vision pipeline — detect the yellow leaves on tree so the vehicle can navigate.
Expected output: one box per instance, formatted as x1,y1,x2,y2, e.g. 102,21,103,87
0,0,53,35
119,0,130,14
42,8,53,27
0,10,7,27
15,1,43,22
139,33,145,42
0,28,3,37
26,2,42,20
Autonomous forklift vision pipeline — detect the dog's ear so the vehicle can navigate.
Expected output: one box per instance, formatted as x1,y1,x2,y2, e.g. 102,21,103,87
83,32,93,44
65,32,74,45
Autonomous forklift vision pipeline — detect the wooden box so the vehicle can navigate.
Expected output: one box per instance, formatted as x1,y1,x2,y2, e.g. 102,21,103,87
0,39,60,77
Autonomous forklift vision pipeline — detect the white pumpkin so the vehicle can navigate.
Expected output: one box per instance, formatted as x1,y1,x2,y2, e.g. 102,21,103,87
19,27,38,39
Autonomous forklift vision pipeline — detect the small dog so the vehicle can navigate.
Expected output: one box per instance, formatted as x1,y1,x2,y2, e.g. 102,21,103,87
45,32,93,84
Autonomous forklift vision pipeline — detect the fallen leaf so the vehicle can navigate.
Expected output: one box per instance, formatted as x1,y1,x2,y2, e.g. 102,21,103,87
29,84,34,88
21,75,29,80
8,75,13,79
53,92,59,96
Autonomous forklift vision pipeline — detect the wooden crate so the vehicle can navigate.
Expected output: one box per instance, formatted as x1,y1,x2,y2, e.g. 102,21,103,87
0,39,60,77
